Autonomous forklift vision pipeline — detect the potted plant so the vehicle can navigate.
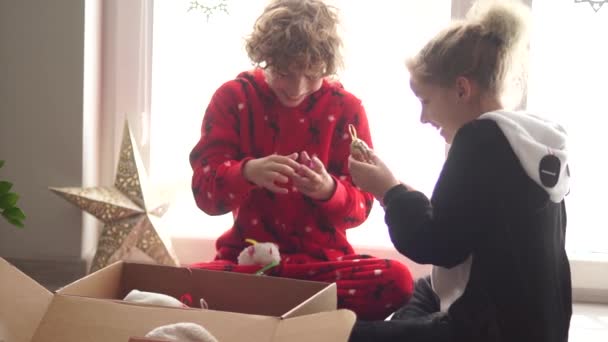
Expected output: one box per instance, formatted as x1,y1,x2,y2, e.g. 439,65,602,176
0,160,25,227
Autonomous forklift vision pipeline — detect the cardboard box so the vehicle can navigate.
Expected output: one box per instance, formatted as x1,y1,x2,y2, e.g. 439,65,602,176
0,258,356,342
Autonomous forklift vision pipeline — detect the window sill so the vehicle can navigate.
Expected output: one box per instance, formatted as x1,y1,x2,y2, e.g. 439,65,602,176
570,253,608,304
170,234,433,279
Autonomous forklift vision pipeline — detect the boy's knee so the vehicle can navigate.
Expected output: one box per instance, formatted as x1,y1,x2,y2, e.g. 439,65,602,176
385,259,415,302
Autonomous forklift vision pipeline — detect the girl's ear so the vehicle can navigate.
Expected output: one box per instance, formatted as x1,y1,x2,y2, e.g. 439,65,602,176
455,76,473,101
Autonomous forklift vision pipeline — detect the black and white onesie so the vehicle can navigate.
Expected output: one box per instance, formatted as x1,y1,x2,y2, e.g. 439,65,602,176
362,110,571,342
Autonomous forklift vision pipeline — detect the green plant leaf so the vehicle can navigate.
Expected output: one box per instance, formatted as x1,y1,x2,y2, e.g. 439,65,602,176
0,161,25,228
0,181,13,194
3,214,24,228
0,192,18,209
3,207,25,221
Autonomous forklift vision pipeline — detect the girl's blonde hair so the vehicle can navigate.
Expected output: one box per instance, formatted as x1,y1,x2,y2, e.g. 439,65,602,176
245,0,343,77
407,0,530,107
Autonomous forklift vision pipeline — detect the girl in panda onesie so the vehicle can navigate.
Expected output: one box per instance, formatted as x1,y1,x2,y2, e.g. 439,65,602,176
348,1,572,341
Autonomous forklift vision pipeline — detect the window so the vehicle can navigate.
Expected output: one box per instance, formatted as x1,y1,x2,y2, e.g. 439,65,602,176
148,0,608,258
527,0,608,255
150,0,451,248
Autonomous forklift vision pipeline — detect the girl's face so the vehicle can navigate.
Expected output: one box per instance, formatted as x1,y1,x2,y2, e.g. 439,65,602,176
265,67,323,107
410,77,471,144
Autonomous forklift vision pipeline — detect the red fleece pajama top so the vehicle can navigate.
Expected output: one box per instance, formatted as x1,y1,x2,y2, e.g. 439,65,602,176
189,69,414,320
190,68,374,263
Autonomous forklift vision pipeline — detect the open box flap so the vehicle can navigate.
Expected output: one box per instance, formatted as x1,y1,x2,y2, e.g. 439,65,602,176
121,262,331,316
60,261,333,317
57,260,123,297
281,282,336,319
31,294,281,342
0,257,53,342
274,309,356,342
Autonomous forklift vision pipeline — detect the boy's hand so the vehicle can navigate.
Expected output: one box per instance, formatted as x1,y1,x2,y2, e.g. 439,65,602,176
292,151,336,200
243,153,300,194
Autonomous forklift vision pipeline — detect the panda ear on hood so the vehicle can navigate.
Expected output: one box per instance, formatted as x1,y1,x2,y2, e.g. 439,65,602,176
479,110,569,203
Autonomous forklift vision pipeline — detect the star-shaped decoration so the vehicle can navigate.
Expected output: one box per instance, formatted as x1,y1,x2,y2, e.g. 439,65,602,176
50,121,179,273
575,0,607,12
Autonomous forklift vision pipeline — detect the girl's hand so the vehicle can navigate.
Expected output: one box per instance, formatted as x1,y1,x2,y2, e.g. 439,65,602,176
348,152,400,201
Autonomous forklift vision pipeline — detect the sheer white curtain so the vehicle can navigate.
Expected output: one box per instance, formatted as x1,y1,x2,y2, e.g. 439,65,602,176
149,0,451,248
82,0,154,262
100,0,153,185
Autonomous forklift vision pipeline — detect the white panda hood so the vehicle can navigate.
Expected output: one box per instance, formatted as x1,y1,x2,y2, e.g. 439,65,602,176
479,110,569,203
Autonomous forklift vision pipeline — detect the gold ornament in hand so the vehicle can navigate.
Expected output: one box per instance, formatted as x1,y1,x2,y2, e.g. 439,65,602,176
349,124,372,163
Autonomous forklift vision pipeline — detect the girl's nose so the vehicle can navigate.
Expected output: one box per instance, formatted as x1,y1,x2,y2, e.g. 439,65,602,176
420,110,429,124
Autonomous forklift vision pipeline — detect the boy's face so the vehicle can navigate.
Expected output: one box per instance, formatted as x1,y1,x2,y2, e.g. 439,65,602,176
410,77,466,144
265,66,324,107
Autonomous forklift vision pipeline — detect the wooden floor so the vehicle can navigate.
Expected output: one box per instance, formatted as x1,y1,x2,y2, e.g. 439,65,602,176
571,303,608,342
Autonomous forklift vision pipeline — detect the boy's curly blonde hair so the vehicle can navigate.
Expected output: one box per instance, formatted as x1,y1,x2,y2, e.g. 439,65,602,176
245,0,343,76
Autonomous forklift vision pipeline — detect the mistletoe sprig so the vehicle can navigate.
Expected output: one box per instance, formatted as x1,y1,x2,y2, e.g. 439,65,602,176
0,160,26,228
188,0,229,20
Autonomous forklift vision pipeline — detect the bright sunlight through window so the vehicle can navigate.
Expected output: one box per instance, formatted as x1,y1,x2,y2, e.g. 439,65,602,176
150,0,607,255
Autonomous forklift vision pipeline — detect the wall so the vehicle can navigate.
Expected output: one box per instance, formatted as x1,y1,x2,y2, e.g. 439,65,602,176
0,0,87,272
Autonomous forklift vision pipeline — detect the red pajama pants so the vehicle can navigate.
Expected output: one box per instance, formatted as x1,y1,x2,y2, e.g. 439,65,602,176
190,254,414,320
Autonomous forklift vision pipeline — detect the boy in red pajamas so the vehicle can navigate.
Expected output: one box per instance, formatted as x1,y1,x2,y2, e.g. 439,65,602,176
189,0,412,320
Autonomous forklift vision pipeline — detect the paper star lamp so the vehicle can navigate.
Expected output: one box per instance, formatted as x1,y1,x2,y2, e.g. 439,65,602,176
575,0,607,12
50,121,179,273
